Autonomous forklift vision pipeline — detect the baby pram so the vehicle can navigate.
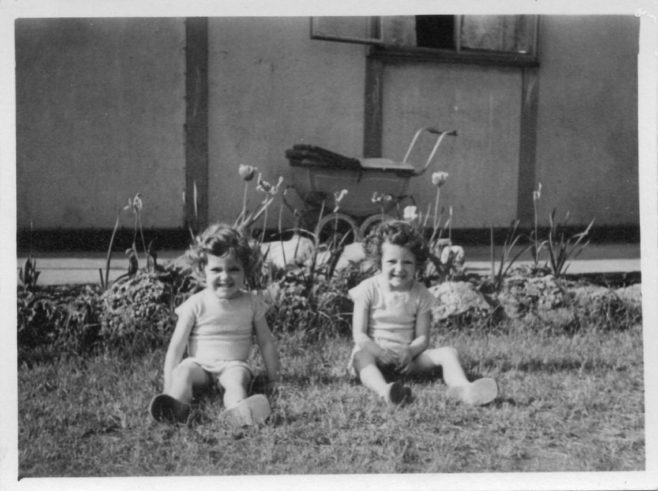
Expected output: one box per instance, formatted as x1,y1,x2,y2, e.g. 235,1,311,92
285,127,457,242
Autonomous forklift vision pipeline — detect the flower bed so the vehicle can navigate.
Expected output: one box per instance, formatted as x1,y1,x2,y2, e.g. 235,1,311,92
17,254,642,367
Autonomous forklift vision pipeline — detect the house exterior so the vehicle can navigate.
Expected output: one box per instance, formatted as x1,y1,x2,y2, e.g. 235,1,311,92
15,15,640,246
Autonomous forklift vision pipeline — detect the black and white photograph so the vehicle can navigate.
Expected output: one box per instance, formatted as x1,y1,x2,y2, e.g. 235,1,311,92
2,1,657,490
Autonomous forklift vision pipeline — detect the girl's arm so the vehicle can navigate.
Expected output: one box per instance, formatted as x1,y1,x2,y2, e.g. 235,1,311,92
254,316,280,390
352,299,398,365
399,310,431,373
163,314,195,393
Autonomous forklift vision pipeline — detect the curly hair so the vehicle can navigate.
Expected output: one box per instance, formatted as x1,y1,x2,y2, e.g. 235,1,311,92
364,219,430,268
186,223,260,280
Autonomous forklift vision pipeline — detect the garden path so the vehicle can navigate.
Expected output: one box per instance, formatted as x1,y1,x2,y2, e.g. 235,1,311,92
17,242,641,286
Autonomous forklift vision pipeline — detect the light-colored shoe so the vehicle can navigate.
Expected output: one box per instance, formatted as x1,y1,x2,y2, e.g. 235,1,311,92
385,382,411,405
222,394,271,428
447,378,498,406
149,394,191,424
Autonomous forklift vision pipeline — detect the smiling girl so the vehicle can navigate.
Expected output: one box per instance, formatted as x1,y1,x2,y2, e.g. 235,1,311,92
349,220,497,406
149,223,279,426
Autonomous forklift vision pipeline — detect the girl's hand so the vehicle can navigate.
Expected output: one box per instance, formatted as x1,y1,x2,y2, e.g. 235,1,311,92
396,347,413,373
377,347,399,366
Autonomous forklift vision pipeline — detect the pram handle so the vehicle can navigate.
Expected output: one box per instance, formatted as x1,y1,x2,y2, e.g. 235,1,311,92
426,128,458,137
402,127,457,175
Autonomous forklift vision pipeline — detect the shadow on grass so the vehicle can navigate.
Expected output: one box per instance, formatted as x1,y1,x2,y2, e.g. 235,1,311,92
482,358,633,373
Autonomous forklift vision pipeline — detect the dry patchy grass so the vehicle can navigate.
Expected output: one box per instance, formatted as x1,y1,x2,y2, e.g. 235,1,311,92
18,323,644,477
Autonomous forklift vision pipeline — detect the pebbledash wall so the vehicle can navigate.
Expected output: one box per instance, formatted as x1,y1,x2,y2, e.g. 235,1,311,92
15,18,186,229
15,15,639,238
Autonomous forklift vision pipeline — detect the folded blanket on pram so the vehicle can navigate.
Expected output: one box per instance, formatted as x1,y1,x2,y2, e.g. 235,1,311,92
285,144,362,170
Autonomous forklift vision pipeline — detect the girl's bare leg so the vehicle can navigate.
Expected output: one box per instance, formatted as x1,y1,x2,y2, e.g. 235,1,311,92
151,359,208,423
408,347,469,386
353,350,388,397
219,367,270,427
353,350,409,404
218,366,251,409
409,347,497,405
167,358,211,404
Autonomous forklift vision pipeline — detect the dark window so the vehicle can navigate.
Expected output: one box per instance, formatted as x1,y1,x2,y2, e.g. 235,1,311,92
311,15,539,66
415,15,455,50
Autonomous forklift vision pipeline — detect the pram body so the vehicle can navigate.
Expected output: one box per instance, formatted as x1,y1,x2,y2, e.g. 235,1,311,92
285,127,456,240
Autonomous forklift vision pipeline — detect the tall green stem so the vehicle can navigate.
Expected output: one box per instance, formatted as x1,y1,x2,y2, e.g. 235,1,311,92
429,188,441,244
533,201,538,265
238,182,249,225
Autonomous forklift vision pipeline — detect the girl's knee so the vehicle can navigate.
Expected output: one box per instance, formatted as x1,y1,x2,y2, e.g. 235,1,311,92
424,346,460,365
443,346,459,358
172,360,206,385
219,366,251,391
430,346,458,358
167,361,209,401
353,349,377,371
172,363,192,382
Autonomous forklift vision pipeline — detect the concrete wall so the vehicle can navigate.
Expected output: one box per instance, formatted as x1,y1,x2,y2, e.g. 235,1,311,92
535,15,639,226
206,17,368,226
15,15,639,233
15,18,186,229
206,21,510,229
380,63,522,228
206,15,639,229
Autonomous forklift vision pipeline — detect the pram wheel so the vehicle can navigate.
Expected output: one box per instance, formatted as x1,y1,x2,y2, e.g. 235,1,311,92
314,212,359,248
358,214,396,240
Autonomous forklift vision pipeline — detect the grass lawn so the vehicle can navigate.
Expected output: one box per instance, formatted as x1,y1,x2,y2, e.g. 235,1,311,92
17,322,645,477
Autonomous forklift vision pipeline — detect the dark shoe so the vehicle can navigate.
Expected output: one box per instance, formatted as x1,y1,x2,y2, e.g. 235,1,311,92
149,394,191,423
385,382,411,405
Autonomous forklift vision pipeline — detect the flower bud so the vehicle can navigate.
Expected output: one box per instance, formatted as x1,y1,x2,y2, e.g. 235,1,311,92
403,205,419,222
431,171,449,187
238,164,256,181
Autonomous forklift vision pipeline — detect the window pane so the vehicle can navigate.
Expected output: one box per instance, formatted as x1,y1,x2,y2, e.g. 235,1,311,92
381,16,416,47
310,17,382,44
460,15,535,54
415,15,455,50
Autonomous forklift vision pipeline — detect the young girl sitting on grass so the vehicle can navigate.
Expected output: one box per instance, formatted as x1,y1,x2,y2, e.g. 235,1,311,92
149,223,280,427
349,220,497,405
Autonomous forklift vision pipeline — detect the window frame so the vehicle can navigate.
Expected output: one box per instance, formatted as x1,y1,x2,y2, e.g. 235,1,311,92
311,15,540,68
310,16,384,45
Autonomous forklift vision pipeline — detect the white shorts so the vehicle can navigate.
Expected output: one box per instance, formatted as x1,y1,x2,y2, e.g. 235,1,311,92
347,337,409,377
180,357,253,383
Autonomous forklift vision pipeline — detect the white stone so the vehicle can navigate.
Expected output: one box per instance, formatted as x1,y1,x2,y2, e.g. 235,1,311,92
261,235,315,269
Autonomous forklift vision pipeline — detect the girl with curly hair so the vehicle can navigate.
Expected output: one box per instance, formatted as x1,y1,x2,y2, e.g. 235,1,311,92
350,220,497,405
149,223,279,427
